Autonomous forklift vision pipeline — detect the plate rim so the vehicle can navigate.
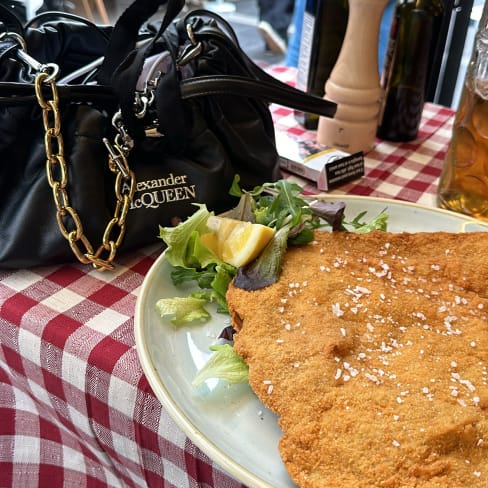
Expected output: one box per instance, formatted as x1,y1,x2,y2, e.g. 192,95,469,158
134,195,483,487
134,252,275,488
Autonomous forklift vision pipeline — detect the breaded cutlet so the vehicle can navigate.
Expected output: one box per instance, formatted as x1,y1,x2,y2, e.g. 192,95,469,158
226,230,488,488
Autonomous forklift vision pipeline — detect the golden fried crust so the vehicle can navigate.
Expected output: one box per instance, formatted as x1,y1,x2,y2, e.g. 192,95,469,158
226,231,488,488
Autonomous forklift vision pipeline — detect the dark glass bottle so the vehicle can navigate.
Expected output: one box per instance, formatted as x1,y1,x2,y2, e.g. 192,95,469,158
377,0,444,141
294,0,349,130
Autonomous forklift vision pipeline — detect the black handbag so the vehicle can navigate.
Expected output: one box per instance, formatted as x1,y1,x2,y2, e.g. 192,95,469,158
0,0,336,270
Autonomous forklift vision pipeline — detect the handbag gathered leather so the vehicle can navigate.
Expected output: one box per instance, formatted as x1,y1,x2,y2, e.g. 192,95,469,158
0,0,336,270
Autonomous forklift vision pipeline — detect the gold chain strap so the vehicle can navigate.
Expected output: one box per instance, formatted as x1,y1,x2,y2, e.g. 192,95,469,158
34,71,136,270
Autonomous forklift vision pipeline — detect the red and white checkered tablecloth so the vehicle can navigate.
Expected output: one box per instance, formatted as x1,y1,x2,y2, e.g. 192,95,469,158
269,66,455,208
0,66,455,488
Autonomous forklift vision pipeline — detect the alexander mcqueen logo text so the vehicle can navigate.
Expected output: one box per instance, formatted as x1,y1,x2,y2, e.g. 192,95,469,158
123,173,196,210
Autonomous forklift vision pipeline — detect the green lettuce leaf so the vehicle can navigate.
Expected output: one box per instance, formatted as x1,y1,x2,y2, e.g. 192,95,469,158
192,344,249,387
349,210,389,234
190,263,236,312
155,296,210,326
158,204,217,268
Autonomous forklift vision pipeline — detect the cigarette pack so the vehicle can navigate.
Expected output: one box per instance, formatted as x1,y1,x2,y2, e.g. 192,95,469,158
276,132,365,191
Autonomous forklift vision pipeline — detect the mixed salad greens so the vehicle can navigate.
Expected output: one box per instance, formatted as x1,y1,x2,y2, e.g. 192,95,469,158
155,177,388,386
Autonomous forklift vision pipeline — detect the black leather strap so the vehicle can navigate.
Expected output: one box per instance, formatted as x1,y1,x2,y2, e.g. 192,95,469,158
0,81,115,104
180,75,337,117
0,76,336,119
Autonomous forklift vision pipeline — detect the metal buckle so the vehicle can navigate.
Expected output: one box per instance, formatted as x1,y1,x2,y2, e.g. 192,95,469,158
176,24,202,68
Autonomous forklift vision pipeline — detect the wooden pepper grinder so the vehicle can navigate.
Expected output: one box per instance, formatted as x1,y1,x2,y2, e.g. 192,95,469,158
317,0,388,154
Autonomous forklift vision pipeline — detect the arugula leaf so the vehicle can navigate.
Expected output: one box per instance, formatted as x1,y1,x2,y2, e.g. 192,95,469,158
170,265,218,288
346,208,389,233
228,174,245,197
257,180,308,230
155,296,210,326
192,344,249,387
288,227,315,246
233,179,325,247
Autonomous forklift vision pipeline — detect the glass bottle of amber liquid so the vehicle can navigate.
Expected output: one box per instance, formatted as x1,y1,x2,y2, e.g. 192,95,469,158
438,3,488,221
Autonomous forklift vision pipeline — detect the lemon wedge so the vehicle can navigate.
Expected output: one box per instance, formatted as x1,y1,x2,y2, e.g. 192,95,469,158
201,216,275,267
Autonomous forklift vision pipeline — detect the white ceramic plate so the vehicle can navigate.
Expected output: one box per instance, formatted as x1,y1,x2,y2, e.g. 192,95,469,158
134,196,486,488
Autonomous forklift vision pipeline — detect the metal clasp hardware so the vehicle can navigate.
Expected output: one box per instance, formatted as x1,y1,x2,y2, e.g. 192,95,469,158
0,31,59,81
103,138,130,179
134,92,153,119
112,111,134,151
134,72,161,119
17,49,59,82
103,111,134,179
176,24,202,68
0,31,26,49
